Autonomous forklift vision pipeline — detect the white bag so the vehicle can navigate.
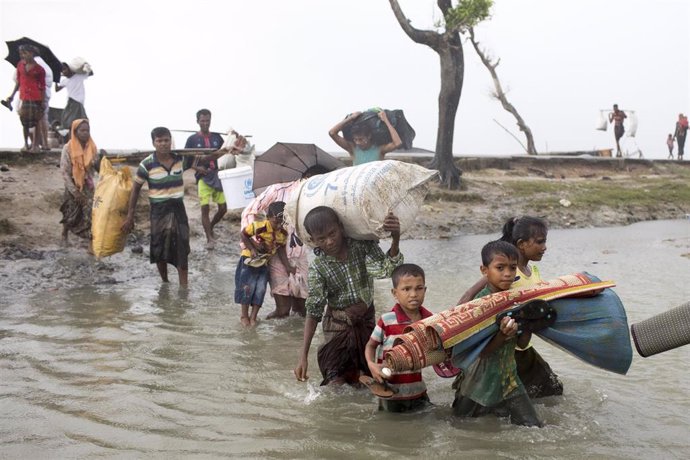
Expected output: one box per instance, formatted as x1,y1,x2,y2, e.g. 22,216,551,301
218,130,255,169
285,160,437,243
595,111,608,131
627,110,638,137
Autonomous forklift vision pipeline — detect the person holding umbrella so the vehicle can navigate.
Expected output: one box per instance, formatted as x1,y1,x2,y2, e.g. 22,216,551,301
4,45,45,152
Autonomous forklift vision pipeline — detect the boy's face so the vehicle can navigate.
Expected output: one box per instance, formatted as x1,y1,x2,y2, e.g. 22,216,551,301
392,275,426,313
152,134,172,154
197,114,211,133
310,222,345,257
481,253,518,292
518,233,547,262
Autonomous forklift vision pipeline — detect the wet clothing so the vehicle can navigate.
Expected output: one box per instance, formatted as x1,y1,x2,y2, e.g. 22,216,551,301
59,120,99,239
241,181,309,298
370,304,433,405
353,145,382,165
511,265,564,398
452,287,542,426
234,256,269,306
239,219,288,259
305,238,403,322
61,98,87,132
134,153,192,203
149,199,190,269
512,265,541,289
317,302,375,385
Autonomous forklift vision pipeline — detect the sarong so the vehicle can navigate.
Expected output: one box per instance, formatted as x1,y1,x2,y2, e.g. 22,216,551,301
614,124,625,140
515,347,563,398
149,199,190,269
59,187,94,239
317,302,375,385
61,98,87,132
19,100,43,128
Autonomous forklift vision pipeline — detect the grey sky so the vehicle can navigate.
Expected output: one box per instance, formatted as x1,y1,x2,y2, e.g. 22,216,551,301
1,0,688,158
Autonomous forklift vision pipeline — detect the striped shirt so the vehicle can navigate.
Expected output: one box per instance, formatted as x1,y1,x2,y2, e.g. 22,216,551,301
135,154,191,203
371,304,433,400
305,239,403,322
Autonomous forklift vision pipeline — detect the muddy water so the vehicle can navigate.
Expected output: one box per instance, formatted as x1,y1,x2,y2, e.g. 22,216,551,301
1,220,689,458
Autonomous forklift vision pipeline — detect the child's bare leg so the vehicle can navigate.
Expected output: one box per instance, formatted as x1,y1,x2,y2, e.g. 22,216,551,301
249,304,261,326
240,304,251,326
61,224,69,246
209,203,226,240
156,262,169,283
291,297,306,317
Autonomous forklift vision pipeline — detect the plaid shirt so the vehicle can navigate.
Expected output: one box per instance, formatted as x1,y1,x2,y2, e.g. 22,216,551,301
306,239,403,322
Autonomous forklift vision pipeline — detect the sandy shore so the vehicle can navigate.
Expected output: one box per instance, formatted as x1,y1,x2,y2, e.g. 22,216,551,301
1,152,689,256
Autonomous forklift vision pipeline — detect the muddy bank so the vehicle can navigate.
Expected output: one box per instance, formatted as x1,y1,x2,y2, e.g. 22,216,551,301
1,153,689,256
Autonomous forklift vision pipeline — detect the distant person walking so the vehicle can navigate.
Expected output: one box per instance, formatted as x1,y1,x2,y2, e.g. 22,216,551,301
184,109,228,250
667,134,675,159
35,56,53,151
608,104,627,157
329,110,402,165
674,113,688,161
4,45,46,153
55,59,92,138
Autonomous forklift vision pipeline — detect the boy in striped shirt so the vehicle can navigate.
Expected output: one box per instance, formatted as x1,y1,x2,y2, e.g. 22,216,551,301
365,264,433,412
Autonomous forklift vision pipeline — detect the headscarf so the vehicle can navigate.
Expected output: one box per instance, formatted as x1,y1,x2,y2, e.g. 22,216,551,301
69,118,97,191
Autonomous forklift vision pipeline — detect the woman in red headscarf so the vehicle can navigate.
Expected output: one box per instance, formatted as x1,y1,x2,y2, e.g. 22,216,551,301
59,118,101,246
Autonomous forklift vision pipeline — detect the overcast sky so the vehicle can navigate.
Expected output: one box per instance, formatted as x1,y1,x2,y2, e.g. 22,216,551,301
1,0,688,158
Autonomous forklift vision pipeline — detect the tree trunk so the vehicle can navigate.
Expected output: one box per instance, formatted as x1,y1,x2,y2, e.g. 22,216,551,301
469,28,537,155
388,0,463,189
429,34,463,188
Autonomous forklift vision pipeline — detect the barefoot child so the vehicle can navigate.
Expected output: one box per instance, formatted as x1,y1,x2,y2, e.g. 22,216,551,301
294,206,403,386
452,240,542,427
500,216,563,398
235,201,292,327
364,263,433,412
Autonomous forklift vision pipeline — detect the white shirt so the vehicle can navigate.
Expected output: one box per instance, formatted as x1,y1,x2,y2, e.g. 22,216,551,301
59,73,89,104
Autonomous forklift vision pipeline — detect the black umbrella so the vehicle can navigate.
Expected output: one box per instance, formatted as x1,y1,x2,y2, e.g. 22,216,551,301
253,143,345,193
5,37,62,83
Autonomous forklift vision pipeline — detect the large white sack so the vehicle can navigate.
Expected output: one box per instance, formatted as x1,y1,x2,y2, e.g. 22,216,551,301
285,160,438,243
596,111,608,131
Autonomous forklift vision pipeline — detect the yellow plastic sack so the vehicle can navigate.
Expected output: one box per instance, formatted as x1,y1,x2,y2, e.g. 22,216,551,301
91,157,132,258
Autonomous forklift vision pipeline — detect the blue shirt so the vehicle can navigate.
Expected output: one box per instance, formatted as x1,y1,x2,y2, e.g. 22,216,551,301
353,145,382,165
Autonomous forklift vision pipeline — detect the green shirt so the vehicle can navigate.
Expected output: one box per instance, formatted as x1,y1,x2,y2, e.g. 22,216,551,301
305,238,403,322
459,286,524,406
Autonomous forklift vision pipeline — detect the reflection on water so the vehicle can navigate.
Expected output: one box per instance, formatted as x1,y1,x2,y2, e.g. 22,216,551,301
1,220,689,457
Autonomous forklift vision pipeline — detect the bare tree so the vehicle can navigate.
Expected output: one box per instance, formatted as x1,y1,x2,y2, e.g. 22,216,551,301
468,27,537,155
388,0,492,189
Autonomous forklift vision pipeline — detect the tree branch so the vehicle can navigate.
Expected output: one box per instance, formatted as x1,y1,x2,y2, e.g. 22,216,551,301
388,0,441,49
469,27,537,154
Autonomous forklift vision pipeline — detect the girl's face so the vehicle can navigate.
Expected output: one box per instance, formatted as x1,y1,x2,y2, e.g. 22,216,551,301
352,134,372,150
519,232,547,262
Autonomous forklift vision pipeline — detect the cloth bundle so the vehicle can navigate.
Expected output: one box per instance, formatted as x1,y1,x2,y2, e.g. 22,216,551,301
385,273,632,375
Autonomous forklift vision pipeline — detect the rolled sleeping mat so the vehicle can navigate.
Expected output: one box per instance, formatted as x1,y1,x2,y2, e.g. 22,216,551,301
630,301,690,357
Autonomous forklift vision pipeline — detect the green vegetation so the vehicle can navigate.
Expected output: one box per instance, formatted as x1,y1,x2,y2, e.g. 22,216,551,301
501,177,690,209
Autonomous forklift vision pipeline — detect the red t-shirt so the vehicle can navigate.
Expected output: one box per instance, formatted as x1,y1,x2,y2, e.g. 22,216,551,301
16,61,46,102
